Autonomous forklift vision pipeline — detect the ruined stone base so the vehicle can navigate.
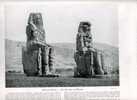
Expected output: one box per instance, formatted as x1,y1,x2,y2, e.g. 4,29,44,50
74,50,106,78
22,46,40,76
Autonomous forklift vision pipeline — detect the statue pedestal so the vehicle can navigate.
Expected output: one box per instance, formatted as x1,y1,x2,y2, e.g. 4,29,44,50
22,46,41,76
74,52,94,77
74,50,105,78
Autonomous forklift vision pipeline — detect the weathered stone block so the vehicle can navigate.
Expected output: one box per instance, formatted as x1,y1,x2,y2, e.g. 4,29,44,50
74,52,94,77
22,46,40,76
74,51,105,77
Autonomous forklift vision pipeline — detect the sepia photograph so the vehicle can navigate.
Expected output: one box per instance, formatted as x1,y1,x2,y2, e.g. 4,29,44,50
5,2,119,87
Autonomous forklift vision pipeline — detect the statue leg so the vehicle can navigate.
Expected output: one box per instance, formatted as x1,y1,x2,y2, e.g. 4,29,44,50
38,48,42,75
85,52,94,77
48,47,54,73
41,46,49,75
90,51,95,77
74,52,80,77
93,51,105,75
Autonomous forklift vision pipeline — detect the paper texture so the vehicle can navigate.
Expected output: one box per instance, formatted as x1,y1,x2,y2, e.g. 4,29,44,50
0,1,137,100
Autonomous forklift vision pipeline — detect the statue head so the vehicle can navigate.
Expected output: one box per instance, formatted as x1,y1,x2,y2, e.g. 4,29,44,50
78,21,91,33
28,13,43,26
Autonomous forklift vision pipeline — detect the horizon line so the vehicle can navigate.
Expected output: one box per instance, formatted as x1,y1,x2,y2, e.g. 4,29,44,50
5,38,119,48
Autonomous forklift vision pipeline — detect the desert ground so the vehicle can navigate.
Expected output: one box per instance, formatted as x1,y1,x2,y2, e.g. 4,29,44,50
6,72,119,87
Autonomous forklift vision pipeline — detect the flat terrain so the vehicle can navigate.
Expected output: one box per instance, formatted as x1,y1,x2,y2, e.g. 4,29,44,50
6,73,119,87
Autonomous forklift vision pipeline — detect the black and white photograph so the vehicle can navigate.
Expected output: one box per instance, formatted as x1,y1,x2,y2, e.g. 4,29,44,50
5,2,119,87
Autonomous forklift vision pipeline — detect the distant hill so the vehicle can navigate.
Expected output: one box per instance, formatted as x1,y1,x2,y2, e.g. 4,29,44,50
5,39,119,74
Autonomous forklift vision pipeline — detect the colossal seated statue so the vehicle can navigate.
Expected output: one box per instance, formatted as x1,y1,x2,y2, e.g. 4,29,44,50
22,13,55,76
74,21,106,77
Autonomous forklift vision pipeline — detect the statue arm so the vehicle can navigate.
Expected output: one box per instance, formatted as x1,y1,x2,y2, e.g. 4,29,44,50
29,21,37,31
26,23,38,38
88,33,96,52
78,33,87,52
89,33,93,47
79,33,85,49
26,25,33,41
27,22,39,41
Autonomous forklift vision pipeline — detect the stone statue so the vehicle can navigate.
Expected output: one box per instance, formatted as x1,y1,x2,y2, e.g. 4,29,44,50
74,21,106,77
22,13,55,76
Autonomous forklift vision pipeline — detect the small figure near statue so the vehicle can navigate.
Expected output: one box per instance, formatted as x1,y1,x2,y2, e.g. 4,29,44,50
22,13,58,77
74,21,107,78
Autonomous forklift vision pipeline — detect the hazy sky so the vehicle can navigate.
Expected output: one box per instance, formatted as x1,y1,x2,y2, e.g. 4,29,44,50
5,2,118,47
